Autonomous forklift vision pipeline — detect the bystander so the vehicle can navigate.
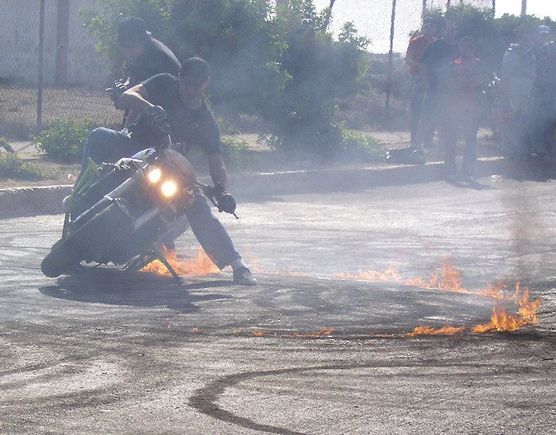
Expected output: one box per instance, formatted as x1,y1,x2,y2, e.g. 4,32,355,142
405,20,436,149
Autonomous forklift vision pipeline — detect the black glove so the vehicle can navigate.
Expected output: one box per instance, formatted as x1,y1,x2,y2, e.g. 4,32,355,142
216,193,237,215
108,80,128,109
147,105,171,135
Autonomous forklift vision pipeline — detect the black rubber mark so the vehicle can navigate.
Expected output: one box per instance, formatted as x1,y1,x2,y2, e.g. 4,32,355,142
189,360,502,434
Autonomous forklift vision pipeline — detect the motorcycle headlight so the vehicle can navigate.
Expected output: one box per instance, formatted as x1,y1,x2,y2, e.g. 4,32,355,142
147,167,162,183
160,180,178,198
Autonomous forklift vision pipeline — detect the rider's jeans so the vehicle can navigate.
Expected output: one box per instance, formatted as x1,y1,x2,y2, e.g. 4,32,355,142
185,196,241,269
81,127,140,169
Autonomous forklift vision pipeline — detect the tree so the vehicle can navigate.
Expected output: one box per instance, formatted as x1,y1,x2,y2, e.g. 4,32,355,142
83,0,369,155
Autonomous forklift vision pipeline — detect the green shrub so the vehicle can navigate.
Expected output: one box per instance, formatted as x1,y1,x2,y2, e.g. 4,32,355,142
221,136,256,171
339,128,384,162
0,153,45,180
83,0,368,156
33,119,96,163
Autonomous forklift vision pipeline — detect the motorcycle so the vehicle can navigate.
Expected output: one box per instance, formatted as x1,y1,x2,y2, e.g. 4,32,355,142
40,139,237,283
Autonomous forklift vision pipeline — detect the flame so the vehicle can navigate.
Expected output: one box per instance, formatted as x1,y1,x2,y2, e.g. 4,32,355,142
141,247,219,276
337,262,466,292
336,266,401,283
407,325,465,337
337,262,523,301
407,262,465,292
472,285,541,333
409,283,542,336
291,327,336,337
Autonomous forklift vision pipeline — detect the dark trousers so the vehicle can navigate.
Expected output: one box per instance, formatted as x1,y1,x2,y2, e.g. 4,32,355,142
420,91,439,149
409,79,428,147
80,127,140,169
442,106,479,175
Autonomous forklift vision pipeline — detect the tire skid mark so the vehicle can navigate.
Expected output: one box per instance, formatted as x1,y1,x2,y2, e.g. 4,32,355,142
190,358,534,435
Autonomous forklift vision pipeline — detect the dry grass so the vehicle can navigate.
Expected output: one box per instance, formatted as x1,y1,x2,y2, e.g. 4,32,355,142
0,85,121,139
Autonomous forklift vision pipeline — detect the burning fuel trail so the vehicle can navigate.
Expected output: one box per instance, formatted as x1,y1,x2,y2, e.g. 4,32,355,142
141,247,219,276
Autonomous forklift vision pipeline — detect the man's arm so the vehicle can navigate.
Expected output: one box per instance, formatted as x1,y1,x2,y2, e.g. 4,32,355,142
120,84,156,115
208,154,229,191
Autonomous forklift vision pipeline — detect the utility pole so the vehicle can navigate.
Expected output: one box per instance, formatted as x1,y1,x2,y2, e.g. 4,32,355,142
521,0,527,17
37,0,46,131
385,0,397,124
492,0,496,16
55,0,70,84
422,0,427,22
322,0,336,31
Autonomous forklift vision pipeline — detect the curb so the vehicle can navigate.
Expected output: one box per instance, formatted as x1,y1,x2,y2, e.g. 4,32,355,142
234,156,504,197
0,157,504,219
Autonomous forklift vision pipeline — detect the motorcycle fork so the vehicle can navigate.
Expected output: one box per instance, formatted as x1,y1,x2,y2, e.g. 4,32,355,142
151,245,183,284
61,211,70,239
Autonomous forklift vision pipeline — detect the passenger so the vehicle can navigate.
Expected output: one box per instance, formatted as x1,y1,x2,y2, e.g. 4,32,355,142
109,16,181,127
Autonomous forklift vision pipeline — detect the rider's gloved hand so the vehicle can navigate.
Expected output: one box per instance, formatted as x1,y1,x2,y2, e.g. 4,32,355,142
147,105,171,135
109,80,128,109
216,192,236,215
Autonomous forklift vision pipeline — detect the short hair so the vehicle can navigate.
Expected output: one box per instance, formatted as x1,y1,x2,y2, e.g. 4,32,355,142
179,57,211,83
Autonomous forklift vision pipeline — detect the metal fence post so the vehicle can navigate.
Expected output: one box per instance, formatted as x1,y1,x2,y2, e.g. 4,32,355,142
55,0,70,84
37,0,46,131
385,0,397,126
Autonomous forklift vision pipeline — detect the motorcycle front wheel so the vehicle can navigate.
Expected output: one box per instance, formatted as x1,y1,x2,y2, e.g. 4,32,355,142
41,242,79,278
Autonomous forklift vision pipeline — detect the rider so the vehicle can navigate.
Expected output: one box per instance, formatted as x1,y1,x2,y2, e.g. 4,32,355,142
109,16,181,119
82,57,256,286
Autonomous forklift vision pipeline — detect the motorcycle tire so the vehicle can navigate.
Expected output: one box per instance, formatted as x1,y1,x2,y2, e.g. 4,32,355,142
41,242,79,278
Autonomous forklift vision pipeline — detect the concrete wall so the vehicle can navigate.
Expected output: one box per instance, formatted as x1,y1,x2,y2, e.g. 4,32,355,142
0,0,110,86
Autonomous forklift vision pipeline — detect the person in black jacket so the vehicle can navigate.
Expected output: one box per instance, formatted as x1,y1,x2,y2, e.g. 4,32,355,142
109,16,181,118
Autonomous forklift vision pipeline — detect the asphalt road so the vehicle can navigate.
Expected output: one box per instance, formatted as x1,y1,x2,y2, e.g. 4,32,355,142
0,176,555,433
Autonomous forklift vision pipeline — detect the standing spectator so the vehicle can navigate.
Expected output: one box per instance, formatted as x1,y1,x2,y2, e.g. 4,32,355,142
405,20,436,149
500,31,536,159
442,37,486,178
530,25,556,158
420,18,459,154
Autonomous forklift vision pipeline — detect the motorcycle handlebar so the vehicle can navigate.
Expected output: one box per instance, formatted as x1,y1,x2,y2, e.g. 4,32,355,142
195,181,238,219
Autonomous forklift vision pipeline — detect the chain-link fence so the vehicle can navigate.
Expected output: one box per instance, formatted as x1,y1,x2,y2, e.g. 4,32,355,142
0,0,120,139
0,0,523,140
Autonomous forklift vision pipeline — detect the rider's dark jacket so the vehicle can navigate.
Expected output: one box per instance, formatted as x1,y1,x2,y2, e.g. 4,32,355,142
124,37,181,85
134,73,223,156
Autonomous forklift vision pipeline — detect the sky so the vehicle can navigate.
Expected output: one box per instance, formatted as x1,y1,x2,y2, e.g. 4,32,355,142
313,0,556,53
